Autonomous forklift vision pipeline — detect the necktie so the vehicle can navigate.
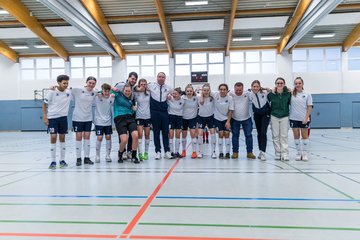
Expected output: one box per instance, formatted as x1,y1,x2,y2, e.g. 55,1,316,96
160,85,163,102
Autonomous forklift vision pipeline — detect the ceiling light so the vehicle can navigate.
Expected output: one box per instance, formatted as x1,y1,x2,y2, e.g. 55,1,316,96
313,33,335,38
34,44,50,49
147,40,166,45
232,37,252,42
73,43,93,47
0,10,9,15
121,41,139,46
10,45,29,50
189,39,208,43
185,1,208,6
260,36,280,40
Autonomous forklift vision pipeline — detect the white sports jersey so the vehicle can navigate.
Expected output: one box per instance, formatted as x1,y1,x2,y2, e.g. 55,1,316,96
248,91,269,109
94,95,114,126
182,95,198,119
44,88,71,119
167,97,184,116
198,96,214,117
134,91,151,119
229,91,251,121
213,92,234,121
290,91,313,121
147,82,172,102
71,87,97,122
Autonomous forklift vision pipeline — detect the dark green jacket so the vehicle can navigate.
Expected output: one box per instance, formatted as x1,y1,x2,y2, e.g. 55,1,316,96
267,86,291,118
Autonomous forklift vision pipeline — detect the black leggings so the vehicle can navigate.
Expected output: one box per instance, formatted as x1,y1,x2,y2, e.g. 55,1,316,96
253,113,270,152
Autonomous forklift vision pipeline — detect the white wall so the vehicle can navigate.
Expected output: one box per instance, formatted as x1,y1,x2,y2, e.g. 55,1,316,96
0,51,360,100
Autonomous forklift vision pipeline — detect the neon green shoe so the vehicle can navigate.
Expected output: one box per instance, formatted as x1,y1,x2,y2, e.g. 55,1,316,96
143,152,149,160
138,153,144,161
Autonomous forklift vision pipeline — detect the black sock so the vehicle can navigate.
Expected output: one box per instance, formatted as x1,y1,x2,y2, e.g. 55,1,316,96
132,150,137,158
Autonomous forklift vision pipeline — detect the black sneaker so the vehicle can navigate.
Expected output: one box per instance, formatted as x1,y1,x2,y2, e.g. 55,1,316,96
175,152,181,158
76,158,82,166
219,153,224,159
49,161,56,169
132,156,140,164
206,139,209,144
59,160,68,168
118,151,123,163
225,153,230,159
84,157,94,165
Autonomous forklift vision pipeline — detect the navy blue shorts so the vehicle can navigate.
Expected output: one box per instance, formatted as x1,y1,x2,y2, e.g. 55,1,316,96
214,119,230,132
197,115,215,129
136,118,151,127
182,117,197,130
95,125,113,136
72,121,92,132
169,115,182,130
48,116,68,134
290,120,310,129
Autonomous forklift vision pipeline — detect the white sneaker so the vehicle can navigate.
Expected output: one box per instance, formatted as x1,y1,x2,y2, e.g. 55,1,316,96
211,152,217,159
282,155,289,161
197,153,203,158
164,151,173,159
275,154,281,161
302,153,308,161
105,155,112,162
259,152,266,161
95,155,100,163
295,153,302,161
155,152,161,160
122,152,128,160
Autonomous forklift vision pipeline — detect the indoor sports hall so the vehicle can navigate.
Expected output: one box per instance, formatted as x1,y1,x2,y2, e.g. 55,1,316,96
0,1,360,240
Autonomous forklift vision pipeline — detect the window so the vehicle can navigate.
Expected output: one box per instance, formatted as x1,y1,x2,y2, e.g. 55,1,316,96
348,47,360,71
20,58,65,81
175,52,224,76
70,56,112,79
230,50,276,74
126,54,169,77
292,48,341,72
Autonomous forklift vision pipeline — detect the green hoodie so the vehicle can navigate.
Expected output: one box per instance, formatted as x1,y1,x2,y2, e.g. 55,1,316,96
267,86,291,118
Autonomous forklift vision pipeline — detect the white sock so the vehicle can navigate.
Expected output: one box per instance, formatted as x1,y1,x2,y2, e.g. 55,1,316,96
50,143,56,162
138,139,143,154
96,140,101,157
191,138,197,152
225,138,230,153
84,139,90,158
145,139,150,153
76,140,82,158
211,133,216,153
106,140,111,156
175,138,180,153
169,139,173,153
294,139,301,154
182,138,187,151
197,136,203,154
302,139,309,154
218,138,224,153
60,142,65,160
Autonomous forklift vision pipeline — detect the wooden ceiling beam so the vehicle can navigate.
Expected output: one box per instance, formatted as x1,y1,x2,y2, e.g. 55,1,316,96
154,0,173,58
0,0,69,61
0,40,18,62
277,0,312,54
225,0,238,56
342,23,360,52
81,0,125,59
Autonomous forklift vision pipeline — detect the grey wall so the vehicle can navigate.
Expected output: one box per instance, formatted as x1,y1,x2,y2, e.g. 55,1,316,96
1,93,360,131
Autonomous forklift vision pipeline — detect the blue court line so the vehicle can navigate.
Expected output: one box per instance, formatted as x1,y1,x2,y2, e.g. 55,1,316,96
0,194,359,202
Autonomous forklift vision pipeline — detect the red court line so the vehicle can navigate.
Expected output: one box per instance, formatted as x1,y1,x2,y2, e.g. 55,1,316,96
129,235,275,240
119,157,182,238
0,232,117,238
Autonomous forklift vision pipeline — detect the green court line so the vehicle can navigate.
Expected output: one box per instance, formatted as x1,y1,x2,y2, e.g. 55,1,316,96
284,162,355,199
0,203,359,212
139,222,360,231
0,220,127,225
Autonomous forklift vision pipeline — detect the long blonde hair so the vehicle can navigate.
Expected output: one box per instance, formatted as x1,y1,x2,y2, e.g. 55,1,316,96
293,77,304,96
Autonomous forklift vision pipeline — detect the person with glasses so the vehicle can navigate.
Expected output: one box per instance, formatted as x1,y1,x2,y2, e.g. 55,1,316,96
267,77,291,161
290,77,313,161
